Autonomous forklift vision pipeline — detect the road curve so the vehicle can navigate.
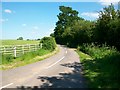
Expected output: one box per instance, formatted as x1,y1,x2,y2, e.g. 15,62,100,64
1,45,87,89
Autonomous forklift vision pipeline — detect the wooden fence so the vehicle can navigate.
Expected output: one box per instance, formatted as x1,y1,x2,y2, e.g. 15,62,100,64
0,43,42,57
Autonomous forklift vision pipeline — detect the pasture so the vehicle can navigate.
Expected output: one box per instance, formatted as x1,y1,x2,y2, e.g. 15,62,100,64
0,40,41,57
1,37,58,70
1,40,39,45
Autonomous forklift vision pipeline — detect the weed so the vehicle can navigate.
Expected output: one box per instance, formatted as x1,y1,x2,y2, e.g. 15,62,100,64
77,44,120,88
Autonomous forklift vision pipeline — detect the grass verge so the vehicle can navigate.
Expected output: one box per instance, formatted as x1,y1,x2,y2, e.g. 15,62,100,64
76,44,120,88
1,46,59,70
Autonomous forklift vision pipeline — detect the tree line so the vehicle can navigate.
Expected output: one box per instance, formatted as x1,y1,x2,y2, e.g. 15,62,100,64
51,4,120,50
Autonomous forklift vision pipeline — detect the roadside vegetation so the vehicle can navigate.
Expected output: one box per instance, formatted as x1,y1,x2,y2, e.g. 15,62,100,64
52,4,120,88
40,37,56,51
77,44,120,88
53,5,120,50
1,37,58,70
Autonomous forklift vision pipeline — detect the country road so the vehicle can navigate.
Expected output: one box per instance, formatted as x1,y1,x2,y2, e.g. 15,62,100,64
0,45,87,89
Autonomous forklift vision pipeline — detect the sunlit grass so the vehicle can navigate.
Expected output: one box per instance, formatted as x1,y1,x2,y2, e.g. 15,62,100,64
76,44,120,88
1,40,39,45
1,46,59,70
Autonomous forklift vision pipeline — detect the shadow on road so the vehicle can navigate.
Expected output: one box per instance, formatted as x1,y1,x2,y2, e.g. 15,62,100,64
17,62,87,89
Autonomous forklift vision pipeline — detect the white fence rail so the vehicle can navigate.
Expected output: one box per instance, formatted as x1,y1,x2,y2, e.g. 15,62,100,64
0,43,42,57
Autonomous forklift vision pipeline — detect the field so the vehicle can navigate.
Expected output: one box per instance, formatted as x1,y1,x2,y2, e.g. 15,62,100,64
1,47,58,70
1,40,39,45
0,40,41,58
1,37,58,70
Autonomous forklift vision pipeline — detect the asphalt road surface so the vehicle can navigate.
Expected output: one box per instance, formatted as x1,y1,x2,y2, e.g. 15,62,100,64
0,45,87,89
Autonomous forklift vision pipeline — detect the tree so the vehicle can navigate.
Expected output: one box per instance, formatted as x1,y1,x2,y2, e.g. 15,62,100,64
72,20,94,46
37,38,40,41
53,4,120,50
94,4,120,49
50,33,54,37
54,6,93,47
17,37,23,40
54,6,82,45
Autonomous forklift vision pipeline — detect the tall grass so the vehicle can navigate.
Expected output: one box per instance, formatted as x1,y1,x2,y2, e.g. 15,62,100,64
77,44,120,88
2,49,50,65
1,48,53,70
1,37,58,70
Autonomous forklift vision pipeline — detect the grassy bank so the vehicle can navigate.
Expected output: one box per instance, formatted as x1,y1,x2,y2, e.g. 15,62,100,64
1,40,39,45
76,44,120,88
1,46,59,70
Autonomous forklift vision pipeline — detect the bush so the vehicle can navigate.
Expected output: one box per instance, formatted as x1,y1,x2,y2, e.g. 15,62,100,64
40,37,57,51
2,54,14,64
77,44,120,88
78,43,117,59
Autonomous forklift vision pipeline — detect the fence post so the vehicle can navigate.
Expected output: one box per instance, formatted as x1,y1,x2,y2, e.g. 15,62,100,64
34,44,36,51
29,45,30,52
40,43,42,49
22,45,24,54
35,44,37,51
14,46,17,58
34,44,35,51
0,47,2,54
37,44,39,50
4,46,6,54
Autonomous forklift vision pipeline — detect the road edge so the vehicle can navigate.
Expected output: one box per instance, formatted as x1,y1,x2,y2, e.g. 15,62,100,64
1,46,60,70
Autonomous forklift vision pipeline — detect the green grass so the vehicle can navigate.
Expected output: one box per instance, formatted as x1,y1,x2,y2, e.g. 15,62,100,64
76,51,92,61
1,47,59,70
1,40,39,45
76,44,120,88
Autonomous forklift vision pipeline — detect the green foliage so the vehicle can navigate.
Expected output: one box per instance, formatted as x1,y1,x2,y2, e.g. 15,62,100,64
53,6,95,47
93,4,120,50
50,33,54,37
76,50,92,61
18,49,50,61
2,54,14,64
40,37,56,51
17,37,23,40
73,20,93,46
54,5,120,50
2,49,51,65
54,6,84,45
53,5,120,88
77,44,120,88
78,43,117,59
